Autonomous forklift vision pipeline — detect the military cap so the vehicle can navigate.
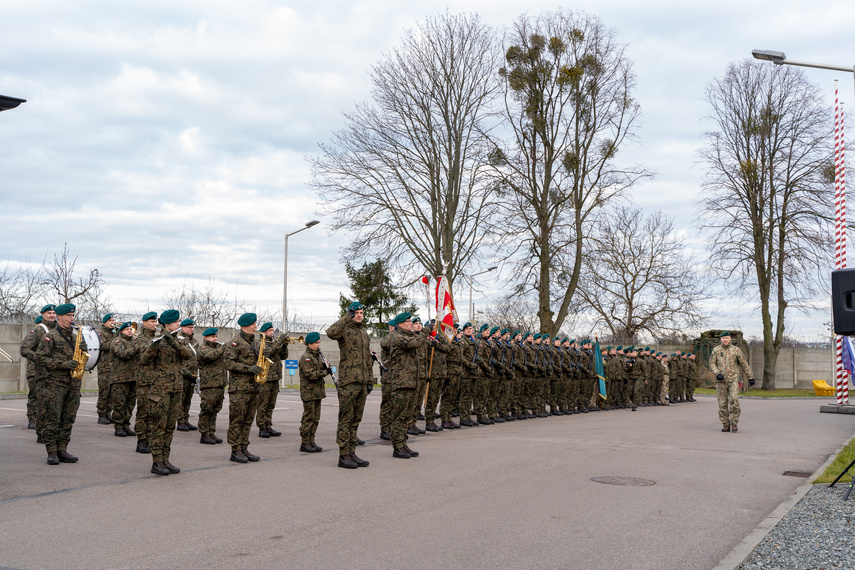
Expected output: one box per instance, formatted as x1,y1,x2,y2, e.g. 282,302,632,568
490,326,499,335
533,333,542,340
523,332,532,340
348,301,363,311
40,304,56,314
159,309,180,324
393,312,411,325
455,323,461,331
720,330,731,337
101,313,113,323
605,345,612,350
259,322,273,332
305,331,321,344
644,346,650,351
542,333,550,340
479,323,489,333
118,322,133,332
562,337,569,343
180,318,194,327
142,311,157,321
582,339,591,345
55,303,76,315
202,327,218,337
237,312,257,327
616,345,623,350
680,351,686,356
412,316,422,325
462,322,473,329
35,315,43,324
388,319,396,327
569,339,576,344
512,330,520,338
688,352,694,356
501,328,509,335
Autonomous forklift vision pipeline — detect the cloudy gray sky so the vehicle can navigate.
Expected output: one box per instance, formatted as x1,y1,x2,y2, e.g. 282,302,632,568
1,0,853,339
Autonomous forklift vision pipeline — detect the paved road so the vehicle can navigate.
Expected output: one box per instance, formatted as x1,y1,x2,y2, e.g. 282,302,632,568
1,393,852,569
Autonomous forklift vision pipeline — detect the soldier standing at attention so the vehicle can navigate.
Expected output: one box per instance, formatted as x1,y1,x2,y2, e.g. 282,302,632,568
197,328,227,445
96,313,117,424
35,303,86,465
20,304,56,441
387,312,423,459
110,322,140,437
140,310,193,476
458,323,479,427
134,312,158,454
410,317,429,433
424,327,450,432
176,318,199,432
326,302,373,469
256,322,288,438
686,353,698,402
379,321,395,440
625,347,643,412
298,331,326,453
439,325,463,430
224,313,264,464
709,331,754,432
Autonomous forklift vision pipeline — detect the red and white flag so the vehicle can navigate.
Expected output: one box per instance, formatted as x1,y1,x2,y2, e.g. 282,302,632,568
434,276,458,341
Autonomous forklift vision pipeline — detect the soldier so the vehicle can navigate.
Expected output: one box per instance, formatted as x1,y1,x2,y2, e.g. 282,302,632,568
578,340,595,413
96,313,116,424
657,352,671,406
669,353,683,403
176,318,199,432
474,324,493,424
255,322,288,438
298,331,326,453
686,353,698,402
140,309,193,475
110,322,139,437
458,323,479,427
709,331,754,432
34,303,86,465
20,304,56,441
387,312,422,459
326,302,372,469
439,325,463,430
409,317,429,433
379,320,395,440
134,312,158,454
624,347,643,412
424,326,450,432
197,327,227,445
224,313,264,464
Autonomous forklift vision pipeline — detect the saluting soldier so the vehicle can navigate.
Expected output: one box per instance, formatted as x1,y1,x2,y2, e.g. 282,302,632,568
197,327,227,445
256,322,289,438
710,331,754,432
176,318,199,432
298,331,326,453
20,304,56,441
110,322,140,437
224,313,264,464
35,303,86,465
387,312,423,459
134,312,158,454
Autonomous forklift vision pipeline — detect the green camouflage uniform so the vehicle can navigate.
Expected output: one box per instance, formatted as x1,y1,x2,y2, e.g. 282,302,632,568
625,355,643,407
474,335,493,421
326,315,372,456
20,321,54,435
686,358,697,400
441,336,463,425
134,327,156,442
256,335,288,430
710,343,753,426
96,324,116,418
379,333,393,434
659,359,670,404
413,329,430,426
458,335,479,423
177,334,200,425
424,333,451,426
35,324,87,453
197,339,227,437
298,346,327,445
224,331,263,452
110,333,140,430
387,328,422,450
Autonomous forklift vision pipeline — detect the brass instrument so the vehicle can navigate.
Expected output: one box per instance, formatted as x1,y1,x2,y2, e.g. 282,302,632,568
255,333,273,384
282,335,304,344
0,347,13,363
71,325,90,381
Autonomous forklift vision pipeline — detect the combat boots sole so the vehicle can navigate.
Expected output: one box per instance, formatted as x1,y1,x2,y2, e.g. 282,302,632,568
56,451,78,463
230,450,249,463
151,462,170,476
339,455,359,468
392,448,411,459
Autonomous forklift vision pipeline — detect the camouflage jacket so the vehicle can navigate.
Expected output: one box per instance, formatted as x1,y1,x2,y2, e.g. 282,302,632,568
416,330,431,379
139,329,193,394
446,337,463,378
135,327,157,387
20,321,54,380
380,333,392,381
660,359,670,381
326,315,372,386
477,336,494,377
262,334,289,385
461,335,479,378
224,331,262,393
112,333,140,383
428,332,451,379
710,344,752,383
198,339,227,389
387,328,422,390
298,346,327,401
96,324,117,384
687,360,697,383
624,357,643,382
35,324,89,387
178,334,200,382
513,342,528,377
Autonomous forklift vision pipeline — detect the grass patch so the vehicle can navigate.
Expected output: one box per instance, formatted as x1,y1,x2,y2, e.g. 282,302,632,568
694,388,823,398
814,436,855,484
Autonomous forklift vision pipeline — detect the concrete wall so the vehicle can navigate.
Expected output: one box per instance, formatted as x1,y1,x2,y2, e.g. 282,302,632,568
747,346,833,389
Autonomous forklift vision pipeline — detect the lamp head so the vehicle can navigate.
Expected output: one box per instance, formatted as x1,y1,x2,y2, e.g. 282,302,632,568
752,49,786,65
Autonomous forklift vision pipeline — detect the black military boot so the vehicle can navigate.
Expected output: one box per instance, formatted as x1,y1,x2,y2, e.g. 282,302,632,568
47,451,59,465
36,434,44,443
230,449,249,463
406,425,420,435
97,415,111,425
258,428,271,438
163,460,180,474
186,422,198,431
380,431,391,440
114,426,127,437
392,447,411,459
176,422,190,432
212,433,223,444
338,454,359,468
27,419,35,430
124,426,136,436
440,421,456,430
136,439,151,454
350,453,369,467
311,441,323,452
242,446,260,462
403,445,419,457
268,427,282,437
200,433,217,445
151,462,170,476
425,422,441,432
300,443,314,453
57,450,78,463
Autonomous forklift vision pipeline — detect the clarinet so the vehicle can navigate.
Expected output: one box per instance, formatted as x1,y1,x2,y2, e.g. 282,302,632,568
318,347,338,389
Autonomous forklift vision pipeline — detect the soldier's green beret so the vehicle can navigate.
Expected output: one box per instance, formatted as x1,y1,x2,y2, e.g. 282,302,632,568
259,322,273,332
40,304,56,314
501,328,509,335
159,309,180,324
388,319,395,327
616,345,623,350
533,333,542,340
305,331,321,344
523,332,531,340
202,327,218,337
479,323,489,333
180,318,194,327
562,337,569,343
490,326,499,335
463,322,473,329
720,330,731,337
118,322,133,332
393,312,411,325
101,313,113,323
412,317,421,325
55,303,76,315
35,315,43,324
681,352,686,356
644,346,650,351
348,301,363,311
569,339,576,344
237,313,257,327
512,330,520,337
605,345,612,350
142,311,157,321
543,334,550,340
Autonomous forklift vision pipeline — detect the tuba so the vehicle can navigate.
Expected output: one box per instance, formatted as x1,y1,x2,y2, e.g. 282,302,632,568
255,333,273,384
71,325,90,381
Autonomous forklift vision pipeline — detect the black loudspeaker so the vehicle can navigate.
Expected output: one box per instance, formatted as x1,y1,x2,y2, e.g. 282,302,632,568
832,268,855,335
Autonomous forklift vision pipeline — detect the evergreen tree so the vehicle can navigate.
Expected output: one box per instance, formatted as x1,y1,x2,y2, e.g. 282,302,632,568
339,259,416,336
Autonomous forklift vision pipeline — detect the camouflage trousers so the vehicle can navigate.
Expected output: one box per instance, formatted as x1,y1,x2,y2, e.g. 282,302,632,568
109,381,136,429
716,381,740,426
26,375,39,422
134,383,152,442
659,376,670,404
440,375,460,423
487,375,501,419
228,390,259,451
299,398,322,443
42,382,80,453
630,378,643,407
379,377,392,433
686,377,696,400
33,378,47,436
179,376,196,423
578,376,595,409
96,374,112,416
336,383,366,454
198,387,224,435
390,387,414,448
148,389,181,463
424,378,443,424
457,377,474,421
255,380,278,429
412,377,427,425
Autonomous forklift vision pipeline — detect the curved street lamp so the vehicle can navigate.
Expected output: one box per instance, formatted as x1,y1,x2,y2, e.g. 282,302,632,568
283,220,320,330
0,94,26,112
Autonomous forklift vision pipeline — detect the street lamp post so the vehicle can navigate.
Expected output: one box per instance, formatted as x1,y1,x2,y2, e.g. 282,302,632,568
752,50,855,93
283,220,320,331
466,266,498,323
0,94,26,112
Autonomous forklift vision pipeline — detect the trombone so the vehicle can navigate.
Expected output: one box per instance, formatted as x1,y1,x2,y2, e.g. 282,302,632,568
0,347,13,363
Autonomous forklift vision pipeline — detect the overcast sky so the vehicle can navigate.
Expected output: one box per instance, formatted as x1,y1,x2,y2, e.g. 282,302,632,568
1,1,853,340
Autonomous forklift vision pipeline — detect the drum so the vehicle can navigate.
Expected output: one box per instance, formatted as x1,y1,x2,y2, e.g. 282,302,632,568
78,325,101,370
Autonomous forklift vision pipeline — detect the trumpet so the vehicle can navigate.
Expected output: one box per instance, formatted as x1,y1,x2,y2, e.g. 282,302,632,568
0,346,13,363
281,335,304,344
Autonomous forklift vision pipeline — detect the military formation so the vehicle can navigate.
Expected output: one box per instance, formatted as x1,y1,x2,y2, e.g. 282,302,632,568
19,300,747,474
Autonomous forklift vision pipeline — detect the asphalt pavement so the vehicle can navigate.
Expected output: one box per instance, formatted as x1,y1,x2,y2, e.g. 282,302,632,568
1,392,852,570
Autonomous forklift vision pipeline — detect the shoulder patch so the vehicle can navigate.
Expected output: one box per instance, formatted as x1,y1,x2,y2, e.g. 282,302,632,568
114,339,120,344
231,342,237,346
44,337,51,341
29,329,34,333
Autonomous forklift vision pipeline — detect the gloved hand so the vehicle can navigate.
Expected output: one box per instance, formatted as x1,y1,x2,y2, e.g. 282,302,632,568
65,360,78,370
164,332,178,346
249,365,263,375
716,374,724,381
367,384,373,394
749,377,756,386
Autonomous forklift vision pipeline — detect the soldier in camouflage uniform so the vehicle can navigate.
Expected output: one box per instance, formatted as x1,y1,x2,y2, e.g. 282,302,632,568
409,318,429,434
134,312,158,454
474,324,493,424
458,323,479,427
224,312,264,464
298,331,327,453
521,333,537,418
669,353,683,403
424,327,451,432
96,313,117,424
110,322,140,436
326,302,372,469
511,332,528,418
140,309,193,475
20,304,56,440
198,327,227,445
624,347,643,412
387,312,423,459
440,326,463,429
176,318,199,432
577,340,595,413
255,322,289,438
710,331,753,432
379,321,395,440
35,303,86,465
686,353,698,402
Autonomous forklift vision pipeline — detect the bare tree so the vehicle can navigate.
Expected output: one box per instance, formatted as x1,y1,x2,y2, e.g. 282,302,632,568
700,60,833,390
0,260,45,321
313,12,502,290
41,244,106,313
161,278,243,329
577,205,707,344
488,9,650,336
481,293,544,334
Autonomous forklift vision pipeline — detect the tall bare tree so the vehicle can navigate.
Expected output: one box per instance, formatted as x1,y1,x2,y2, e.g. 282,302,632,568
700,60,833,389
313,12,502,290
42,243,105,306
577,205,706,344
0,260,45,321
489,9,650,335
162,278,243,329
